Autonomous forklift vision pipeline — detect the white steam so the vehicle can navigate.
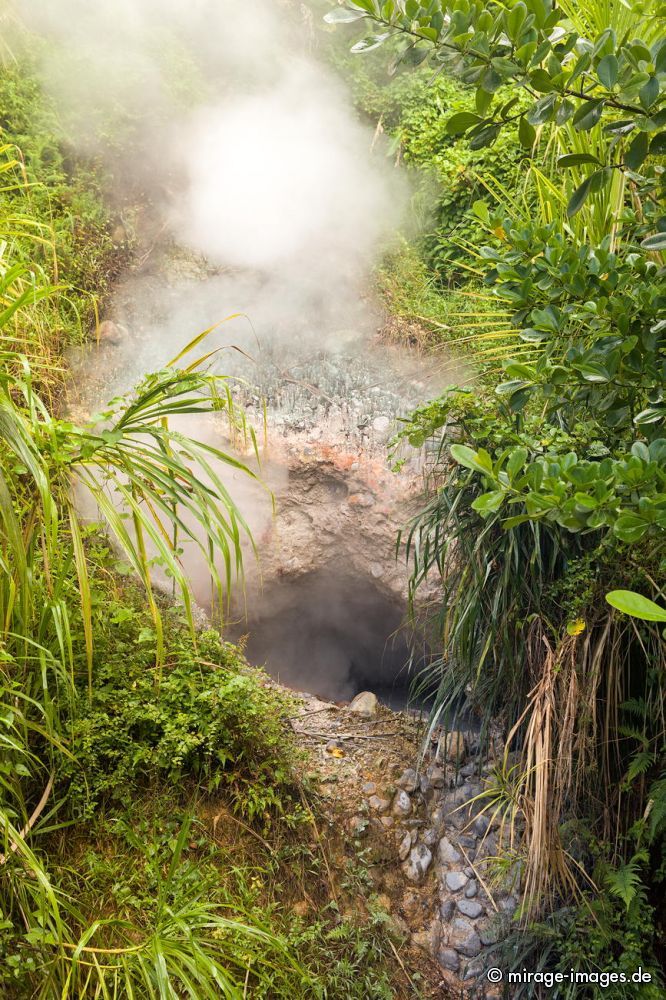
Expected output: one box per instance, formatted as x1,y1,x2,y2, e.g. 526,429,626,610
17,0,401,345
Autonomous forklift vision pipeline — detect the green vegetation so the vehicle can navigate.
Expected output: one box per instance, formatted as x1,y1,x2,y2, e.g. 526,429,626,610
0,42,408,1000
331,0,666,993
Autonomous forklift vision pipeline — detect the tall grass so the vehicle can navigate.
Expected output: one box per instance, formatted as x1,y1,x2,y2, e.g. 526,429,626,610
0,128,292,995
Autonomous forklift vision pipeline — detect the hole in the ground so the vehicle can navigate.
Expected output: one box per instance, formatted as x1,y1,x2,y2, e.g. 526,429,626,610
232,566,421,705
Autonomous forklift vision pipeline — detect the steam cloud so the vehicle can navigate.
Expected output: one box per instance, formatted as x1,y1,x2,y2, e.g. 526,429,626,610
16,0,417,699
17,0,402,365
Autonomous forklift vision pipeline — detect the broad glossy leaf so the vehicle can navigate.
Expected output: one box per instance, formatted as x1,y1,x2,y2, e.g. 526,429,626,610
597,54,618,89
606,590,666,622
573,99,605,131
446,112,482,135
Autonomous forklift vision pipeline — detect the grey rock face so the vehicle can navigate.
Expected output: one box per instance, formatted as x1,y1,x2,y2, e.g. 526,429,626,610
368,795,391,814
438,948,460,972
472,814,491,837
445,871,469,892
395,768,418,793
438,836,463,865
457,899,484,919
404,844,433,883
447,917,482,957
398,831,411,862
392,789,412,818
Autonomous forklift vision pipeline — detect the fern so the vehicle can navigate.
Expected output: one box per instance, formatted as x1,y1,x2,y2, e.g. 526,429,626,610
624,750,656,788
605,852,649,910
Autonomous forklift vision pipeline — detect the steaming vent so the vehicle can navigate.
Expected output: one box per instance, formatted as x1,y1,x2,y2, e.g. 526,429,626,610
231,566,420,706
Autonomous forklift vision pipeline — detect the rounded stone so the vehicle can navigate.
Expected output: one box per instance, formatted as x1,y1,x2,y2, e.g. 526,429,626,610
398,831,411,861
404,844,433,883
438,837,463,866
395,768,418,793
368,795,391,814
438,948,460,972
445,871,469,892
392,789,412,818
349,691,378,716
457,899,484,919
447,917,481,958
464,880,479,899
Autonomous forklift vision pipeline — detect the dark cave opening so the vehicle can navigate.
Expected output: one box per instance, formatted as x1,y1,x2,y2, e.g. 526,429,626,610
231,566,426,706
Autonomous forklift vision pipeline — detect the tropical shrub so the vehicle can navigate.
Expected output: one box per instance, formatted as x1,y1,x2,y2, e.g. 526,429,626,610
329,0,666,989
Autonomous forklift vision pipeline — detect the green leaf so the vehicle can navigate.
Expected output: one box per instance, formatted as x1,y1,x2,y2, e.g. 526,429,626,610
639,75,659,110
597,54,618,89
350,32,390,52
606,591,666,622
573,99,605,131
469,123,501,149
476,88,493,115
446,112,482,135
518,116,536,148
613,514,648,543
450,444,495,477
557,153,602,167
650,132,666,155
567,176,593,217
471,490,505,515
527,93,556,125
641,232,666,250
625,131,649,171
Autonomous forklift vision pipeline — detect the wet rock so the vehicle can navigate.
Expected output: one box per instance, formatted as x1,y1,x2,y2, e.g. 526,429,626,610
391,790,412,818
445,731,467,763
349,691,378,716
438,948,460,972
457,899,484,919
447,917,482,958
395,768,418,793
438,837,463,866
398,831,411,862
368,795,391,814
464,880,479,899
445,871,469,892
404,844,433,883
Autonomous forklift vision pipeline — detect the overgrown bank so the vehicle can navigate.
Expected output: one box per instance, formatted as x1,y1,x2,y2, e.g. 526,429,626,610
326,0,666,995
0,42,424,1000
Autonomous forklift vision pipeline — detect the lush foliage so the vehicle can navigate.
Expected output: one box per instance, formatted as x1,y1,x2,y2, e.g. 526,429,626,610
329,0,666,991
